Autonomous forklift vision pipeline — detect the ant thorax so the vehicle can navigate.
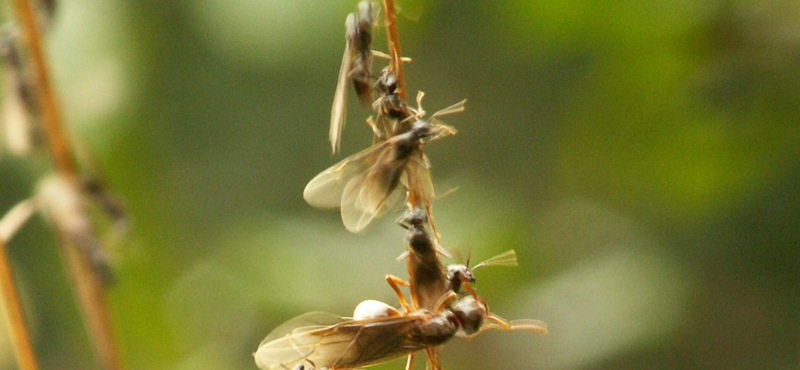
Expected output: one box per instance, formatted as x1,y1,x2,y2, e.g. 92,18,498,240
413,310,459,346
450,296,486,335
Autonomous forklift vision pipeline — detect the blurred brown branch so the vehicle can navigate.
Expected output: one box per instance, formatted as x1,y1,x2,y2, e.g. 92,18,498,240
7,0,124,369
0,200,39,370
382,0,406,101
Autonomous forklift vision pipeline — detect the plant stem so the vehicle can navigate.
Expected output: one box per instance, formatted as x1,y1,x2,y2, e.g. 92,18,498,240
57,236,123,370
0,238,39,370
382,0,407,101
9,0,75,175
8,1,123,369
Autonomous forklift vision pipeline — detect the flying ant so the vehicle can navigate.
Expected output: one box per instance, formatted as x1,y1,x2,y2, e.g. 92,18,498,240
254,283,546,370
304,98,465,233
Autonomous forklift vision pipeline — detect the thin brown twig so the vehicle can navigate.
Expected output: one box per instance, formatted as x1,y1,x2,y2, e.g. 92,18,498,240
56,234,122,370
0,220,39,370
9,0,75,175
8,1,124,369
382,0,406,101
381,0,446,248
382,0,415,213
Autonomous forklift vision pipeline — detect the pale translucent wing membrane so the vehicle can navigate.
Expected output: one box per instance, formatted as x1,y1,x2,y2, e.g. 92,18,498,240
306,140,407,232
340,145,404,232
403,151,434,204
473,250,518,269
303,147,377,208
255,333,320,370
304,164,353,208
356,155,402,206
341,175,404,232
255,315,424,370
256,312,346,370
378,182,406,216
341,174,378,232
330,38,353,154
260,312,344,347
347,178,406,233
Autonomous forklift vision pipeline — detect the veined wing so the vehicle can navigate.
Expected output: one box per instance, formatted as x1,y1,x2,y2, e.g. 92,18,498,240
303,142,389,209
259,312,345,348
402,150,434,206
330,32,353,154
255,314,427,370
340,143,407,232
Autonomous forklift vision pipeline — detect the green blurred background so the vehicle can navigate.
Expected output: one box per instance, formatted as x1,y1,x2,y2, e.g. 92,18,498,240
0,0,797,369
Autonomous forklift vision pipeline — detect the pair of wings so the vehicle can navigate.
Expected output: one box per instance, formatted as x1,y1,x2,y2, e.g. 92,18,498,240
330,2,379,155
254,312,429,370
303,138,434,233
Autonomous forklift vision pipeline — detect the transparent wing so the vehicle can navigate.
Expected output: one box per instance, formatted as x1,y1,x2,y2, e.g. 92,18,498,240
303,144,384,209
403,151,434,205
330,37,353,154
259,312,345,347
341,174,378,232
255,314,425,370
340,145,406,232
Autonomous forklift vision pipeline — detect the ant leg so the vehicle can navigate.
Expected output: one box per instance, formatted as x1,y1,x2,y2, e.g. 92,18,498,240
432,291,457,313
372,50,411,62
485,314,512,330
366,116,387,140
461,281,478,299
425,348,442,370
385,275,412,313
404,353,415,370
482,314,548,335
395,250,409,262
424,203,441,246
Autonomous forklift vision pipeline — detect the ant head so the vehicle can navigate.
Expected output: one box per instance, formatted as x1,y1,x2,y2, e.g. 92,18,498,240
408,119,432,140
445,264,476,293
376,67,397,94
400,206,427,228
357,0,379,25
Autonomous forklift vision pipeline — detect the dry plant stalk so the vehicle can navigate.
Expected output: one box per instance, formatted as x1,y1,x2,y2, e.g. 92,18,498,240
9,0,73,175
4,0,125,369
381,0,406,101
0,240,38,370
